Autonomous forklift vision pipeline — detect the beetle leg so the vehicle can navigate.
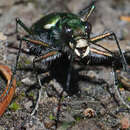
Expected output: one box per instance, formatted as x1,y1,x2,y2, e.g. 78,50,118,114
79,0,96,20
66,56,74,92
5,38,23,116
15,36,50,56
30,50,61,115
13,38,22,83
66,63,72,92
8,38,23,93
4,18,29,36
21,37,49,48
87,48,114,65
16,18,32,35
13,38,23,74
33,50,61,63
112,63,130,109
90,32,128,71
5,18,33,38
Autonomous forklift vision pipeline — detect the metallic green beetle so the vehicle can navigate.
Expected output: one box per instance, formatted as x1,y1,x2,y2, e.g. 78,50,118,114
12,0,128,115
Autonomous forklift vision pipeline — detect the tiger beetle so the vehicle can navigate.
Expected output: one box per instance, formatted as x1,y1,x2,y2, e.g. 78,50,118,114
10,0,129,115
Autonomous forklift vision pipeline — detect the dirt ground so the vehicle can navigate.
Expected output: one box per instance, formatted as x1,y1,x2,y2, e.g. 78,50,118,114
0,0,130,130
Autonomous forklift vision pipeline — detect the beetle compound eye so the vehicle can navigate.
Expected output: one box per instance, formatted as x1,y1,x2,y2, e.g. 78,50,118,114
84,21,92,35
63,25,73,37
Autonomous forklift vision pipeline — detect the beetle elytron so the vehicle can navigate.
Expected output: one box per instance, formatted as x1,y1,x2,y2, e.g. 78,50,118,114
10,0,129,115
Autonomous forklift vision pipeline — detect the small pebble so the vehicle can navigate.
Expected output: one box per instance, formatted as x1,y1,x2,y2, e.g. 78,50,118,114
0,32,7,41
83,108,96,117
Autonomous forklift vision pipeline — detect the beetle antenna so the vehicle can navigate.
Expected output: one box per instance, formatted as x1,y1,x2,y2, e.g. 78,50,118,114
79,0,96,21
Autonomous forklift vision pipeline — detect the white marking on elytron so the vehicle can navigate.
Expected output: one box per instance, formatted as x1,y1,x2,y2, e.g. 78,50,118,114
76,39,87,48
81,18,84,21
44,18,59,29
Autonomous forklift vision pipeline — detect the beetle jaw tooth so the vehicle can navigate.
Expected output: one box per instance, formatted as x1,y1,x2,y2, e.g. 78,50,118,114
69,42,74,49
82,46,90,58
74,48,81,57
74,46,90,58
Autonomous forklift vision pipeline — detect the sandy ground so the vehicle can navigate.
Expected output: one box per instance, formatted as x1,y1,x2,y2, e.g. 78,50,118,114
0,0,130,129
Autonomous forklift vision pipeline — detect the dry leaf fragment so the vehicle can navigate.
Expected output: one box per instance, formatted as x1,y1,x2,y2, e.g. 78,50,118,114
0,64,16,116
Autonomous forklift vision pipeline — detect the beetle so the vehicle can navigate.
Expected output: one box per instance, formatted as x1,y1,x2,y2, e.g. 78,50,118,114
10,0,129,115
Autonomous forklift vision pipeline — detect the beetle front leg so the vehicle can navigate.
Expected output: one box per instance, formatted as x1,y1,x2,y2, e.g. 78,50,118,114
90,32,128,71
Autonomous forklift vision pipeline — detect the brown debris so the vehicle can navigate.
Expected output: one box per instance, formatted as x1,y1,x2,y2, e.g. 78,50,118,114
0,32,7,41
120,116,130,129
120,16,130,22
0,64,16,116
44,120,55,129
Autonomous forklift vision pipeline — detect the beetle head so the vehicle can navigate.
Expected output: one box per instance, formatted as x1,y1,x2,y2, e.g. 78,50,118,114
62,19,92,58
